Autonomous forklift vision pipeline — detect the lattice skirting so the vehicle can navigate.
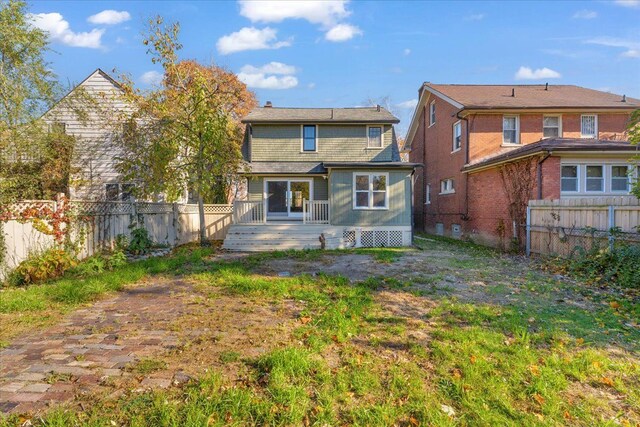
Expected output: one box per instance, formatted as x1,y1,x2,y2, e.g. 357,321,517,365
341,226,412,248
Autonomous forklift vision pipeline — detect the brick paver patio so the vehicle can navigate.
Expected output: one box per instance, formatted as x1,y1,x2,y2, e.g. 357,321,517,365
0,280,198,414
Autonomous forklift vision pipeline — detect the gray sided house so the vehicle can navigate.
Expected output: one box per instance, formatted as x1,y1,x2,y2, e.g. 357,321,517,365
223,105,421,251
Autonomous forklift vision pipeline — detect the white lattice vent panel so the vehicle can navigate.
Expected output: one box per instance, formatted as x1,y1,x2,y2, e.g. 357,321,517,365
361,231,374,247
389,231,403,246
342,230,356,246
374,230,388,246
343,227,411,248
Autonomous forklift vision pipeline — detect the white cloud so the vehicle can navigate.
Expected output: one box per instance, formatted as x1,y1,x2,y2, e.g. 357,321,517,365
464,13,485,21
325,23,362,42
239,0,350,26
238,61,298,90
140,70,163,85
308,83,316,89
216,27,291,55
87,10,131,25
397,99,418,109
514,66,561,80
29,13,103,48
572,9,597,19
614,0,639,8
586,36,640,58
403,48,411,56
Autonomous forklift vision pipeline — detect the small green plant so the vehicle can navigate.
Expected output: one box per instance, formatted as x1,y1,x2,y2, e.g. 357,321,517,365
128,227,153,255
219,350,241,363
126,358,167,375
7,248,77,286
108,249,128,269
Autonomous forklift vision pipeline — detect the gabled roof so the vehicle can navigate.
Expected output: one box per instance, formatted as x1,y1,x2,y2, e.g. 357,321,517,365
242,107,399,124
462,138,638,173
424,84,639,110
405,82,639,146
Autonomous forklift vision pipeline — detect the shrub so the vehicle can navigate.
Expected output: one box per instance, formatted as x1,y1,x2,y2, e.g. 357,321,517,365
564,244,640,288
7,248,77,286
70,249,129,278
128,228,153,255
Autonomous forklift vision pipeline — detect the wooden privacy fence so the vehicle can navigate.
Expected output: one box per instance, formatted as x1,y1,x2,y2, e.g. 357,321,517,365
1,200,232,278
526,197,640,257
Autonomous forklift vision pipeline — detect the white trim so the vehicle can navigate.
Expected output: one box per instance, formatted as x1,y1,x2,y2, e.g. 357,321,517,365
263,178,314,218
560,160,636,196
352,172,389,210
425,183,431,205
429,100,436,127
584,164,605,193
502,114,520,145
366,125,384,149
452,120,462,153
439,178,455,195
542,114,562,139
300,124,318,153
580,114,598,139
610,164,632,193
560,164,580,193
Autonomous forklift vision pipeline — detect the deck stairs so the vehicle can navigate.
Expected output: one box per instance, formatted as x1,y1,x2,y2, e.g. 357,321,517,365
222,223,344,252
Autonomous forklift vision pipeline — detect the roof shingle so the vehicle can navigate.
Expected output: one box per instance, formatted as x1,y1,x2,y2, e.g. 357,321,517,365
242,107,399,124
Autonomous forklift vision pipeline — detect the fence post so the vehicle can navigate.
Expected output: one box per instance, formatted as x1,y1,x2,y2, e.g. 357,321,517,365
608,205,615,251
525,205,531,257
172,203,179,247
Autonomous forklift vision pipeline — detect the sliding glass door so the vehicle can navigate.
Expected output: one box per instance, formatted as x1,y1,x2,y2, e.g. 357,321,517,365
265,179,312,219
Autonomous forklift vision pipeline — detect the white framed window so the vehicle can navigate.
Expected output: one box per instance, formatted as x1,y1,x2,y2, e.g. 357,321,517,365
561,165,579,192
425,184,431,204
353,172,389,210
543,115,562,138
367,126,383,148
301,124,317,152
452,121,462,152
440,178,454,194
429,100,436,126
611,165,630,192
581,115,598,138
585,165,604,192
105,183,134,201
502,115,519,144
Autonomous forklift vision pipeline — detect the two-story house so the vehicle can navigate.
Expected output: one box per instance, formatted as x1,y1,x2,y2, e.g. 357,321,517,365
406,83,639,247
222,104,421,251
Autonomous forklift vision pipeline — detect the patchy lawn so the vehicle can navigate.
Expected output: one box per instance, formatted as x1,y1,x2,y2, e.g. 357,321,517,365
1,236,638,426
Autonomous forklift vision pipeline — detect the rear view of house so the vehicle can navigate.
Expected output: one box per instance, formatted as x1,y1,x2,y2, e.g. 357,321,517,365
223,104,421,251
405,83,638,247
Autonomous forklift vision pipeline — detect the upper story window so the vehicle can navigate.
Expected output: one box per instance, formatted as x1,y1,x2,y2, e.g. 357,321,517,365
452,121,462,152
429,101,436,126
106,183,135,201
367,126,383,148
581,115,597,138
302,125,317,152
502,115,519,144
354,172,388,209
543,115,561,138
440,178,455,194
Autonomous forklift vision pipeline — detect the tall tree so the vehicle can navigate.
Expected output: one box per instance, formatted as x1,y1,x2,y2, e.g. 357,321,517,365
116,17,257,244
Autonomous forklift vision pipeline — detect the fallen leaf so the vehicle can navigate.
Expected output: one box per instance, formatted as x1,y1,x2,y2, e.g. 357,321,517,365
601,377,615,387
529,365,540,377
533,393,545,405
592,361,601,369
300,316,312,324
469,355,477,364
452,368,462,379
528,317,536,323
610,301,620,309
441,404,456,417
535,413,544,421
409,416,419,426
576,338,584,345
563,411,571,420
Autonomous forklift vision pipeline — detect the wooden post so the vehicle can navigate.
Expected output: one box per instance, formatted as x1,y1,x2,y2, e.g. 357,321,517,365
608,205,615,251
172,202,179,247
526,205,531,256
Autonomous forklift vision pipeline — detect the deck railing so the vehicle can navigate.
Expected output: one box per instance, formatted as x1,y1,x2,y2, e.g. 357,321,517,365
303,199,330,224
233,200,265,224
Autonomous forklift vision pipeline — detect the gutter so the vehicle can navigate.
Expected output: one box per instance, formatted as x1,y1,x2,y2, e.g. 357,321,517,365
536,150,552,199
456,110,471,221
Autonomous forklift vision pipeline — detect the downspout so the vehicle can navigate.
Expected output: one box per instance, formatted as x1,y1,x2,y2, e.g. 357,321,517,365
537,150,552,199
456,110,470,220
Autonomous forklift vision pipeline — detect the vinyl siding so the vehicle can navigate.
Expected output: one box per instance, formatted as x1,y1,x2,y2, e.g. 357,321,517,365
329,170,412,226
250,124,393,162
246,176,329,201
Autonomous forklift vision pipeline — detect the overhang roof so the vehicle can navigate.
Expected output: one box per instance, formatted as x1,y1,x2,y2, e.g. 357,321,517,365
462,138,638,173
323,162,422,169
246,162,327,174
242,107,399,124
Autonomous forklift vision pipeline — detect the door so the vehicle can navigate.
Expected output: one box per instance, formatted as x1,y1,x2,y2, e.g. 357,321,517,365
265,179,313,219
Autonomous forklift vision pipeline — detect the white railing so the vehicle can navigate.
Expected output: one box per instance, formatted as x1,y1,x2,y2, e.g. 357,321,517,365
233,200,265,224
303,199,330,224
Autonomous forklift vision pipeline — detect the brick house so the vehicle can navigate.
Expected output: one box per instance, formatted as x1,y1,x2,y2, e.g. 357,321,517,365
405,84,639,247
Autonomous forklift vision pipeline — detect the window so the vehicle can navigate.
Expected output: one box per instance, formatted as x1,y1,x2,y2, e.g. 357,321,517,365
425,184,431,204
429,101,436,126
586,165,604,192
561,165,579,192
502,115,519,144
105,184,120,201
543,115,561,138
581,115,597,138
611,165,630,192
367,126,383,148
452,121,462,152
440,178,454,194
302,125,317,152
353,173,388,209
105,183,135,201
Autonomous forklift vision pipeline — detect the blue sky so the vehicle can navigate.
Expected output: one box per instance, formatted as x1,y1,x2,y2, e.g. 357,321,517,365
28,0,640,135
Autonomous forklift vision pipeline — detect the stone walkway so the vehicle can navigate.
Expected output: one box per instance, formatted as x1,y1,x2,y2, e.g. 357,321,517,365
0,280,198,414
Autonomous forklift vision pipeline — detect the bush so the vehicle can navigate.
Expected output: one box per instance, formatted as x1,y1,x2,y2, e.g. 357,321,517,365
564,244,640,288
70,249,129,278
7,248,77,286
128,228,153,255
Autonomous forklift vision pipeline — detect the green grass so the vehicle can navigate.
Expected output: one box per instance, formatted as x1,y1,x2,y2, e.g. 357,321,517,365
1,239,638,426
126,358,168,375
